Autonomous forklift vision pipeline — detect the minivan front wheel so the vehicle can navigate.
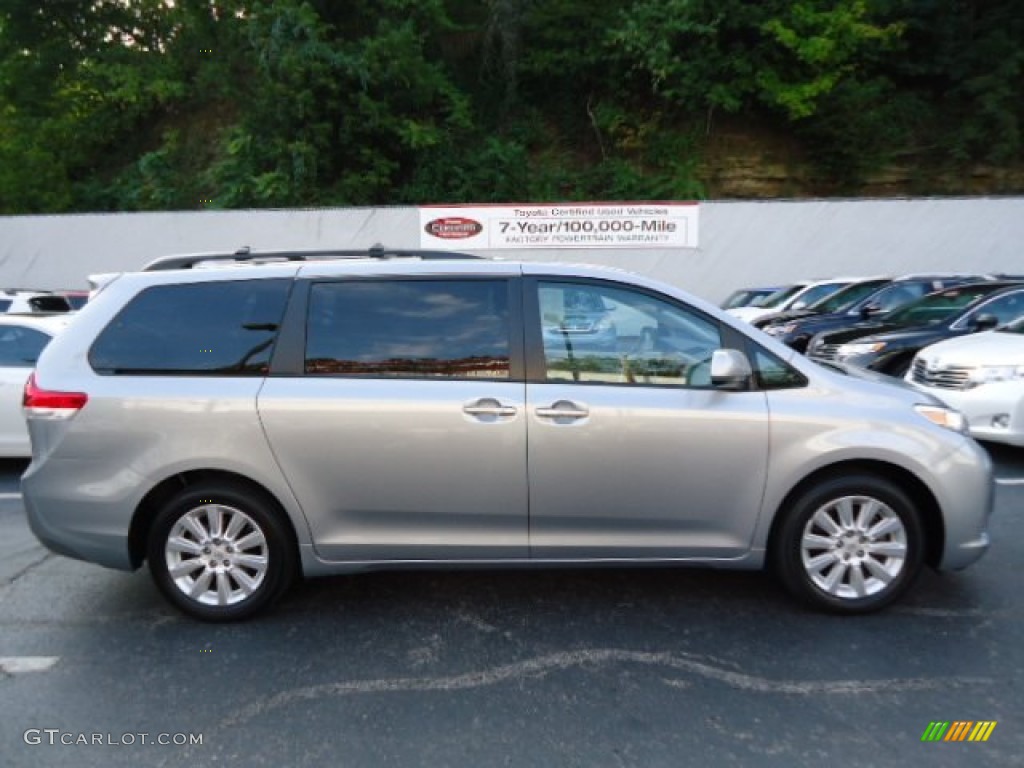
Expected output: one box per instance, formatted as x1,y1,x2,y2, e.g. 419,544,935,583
774,475,924,614
147,484,295,621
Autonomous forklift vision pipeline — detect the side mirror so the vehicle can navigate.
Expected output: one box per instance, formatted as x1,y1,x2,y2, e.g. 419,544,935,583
710,349,753,390
791,300,807,310
859,303,882,319
970,313,999,331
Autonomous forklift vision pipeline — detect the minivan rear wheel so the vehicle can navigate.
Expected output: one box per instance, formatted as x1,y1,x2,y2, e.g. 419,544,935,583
773,475,924,614
147,484,295,621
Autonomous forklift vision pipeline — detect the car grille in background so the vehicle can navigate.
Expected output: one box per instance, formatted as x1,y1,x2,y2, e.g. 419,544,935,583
809,343,841,361
910,359,972,390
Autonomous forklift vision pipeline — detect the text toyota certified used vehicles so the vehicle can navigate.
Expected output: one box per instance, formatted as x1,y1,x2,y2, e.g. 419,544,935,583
907,316,1024,446
807,281,1024,376
22,248,992,621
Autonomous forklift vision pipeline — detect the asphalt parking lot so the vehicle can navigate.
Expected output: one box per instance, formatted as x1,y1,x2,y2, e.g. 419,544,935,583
1,446,1021,768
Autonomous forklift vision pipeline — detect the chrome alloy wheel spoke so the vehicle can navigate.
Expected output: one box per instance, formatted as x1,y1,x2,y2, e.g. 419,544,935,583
165,504,269,607
800,495,907,600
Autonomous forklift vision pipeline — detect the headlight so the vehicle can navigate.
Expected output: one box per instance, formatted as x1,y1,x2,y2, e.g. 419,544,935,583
764,323,796,336
594,318,613,332
837,341,886,357
914,404,968,434
967,365,1024,386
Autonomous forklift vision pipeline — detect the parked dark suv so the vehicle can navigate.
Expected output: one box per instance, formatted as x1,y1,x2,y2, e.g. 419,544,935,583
807,281,1024,376
758,275,989,353
21,247,992,620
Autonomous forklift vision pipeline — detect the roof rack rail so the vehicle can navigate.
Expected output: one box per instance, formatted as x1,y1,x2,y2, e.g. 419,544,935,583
142,244,483,272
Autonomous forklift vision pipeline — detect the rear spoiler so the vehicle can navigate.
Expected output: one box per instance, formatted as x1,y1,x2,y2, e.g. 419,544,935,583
87,273,122,300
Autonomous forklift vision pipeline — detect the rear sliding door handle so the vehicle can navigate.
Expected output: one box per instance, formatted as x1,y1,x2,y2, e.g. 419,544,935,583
535,401,589,420
463,398,518,417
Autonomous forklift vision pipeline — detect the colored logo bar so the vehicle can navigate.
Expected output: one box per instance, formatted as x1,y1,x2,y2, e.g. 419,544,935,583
921,721,997,742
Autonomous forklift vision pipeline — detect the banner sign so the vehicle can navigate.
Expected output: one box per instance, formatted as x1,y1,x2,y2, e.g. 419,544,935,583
419,202,699,250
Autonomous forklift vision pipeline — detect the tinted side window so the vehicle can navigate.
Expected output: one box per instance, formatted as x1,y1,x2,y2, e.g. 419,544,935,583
968,290,1024,325
0,326,51,367
90,280,290,375
305,280,511,379
872,283,926,311
537,281,721,387
29,295,72,313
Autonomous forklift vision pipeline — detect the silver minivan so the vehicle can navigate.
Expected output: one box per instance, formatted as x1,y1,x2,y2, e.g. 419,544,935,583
22,249,993,621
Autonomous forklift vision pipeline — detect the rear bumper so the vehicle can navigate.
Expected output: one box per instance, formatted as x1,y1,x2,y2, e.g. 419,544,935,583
21,458,139,571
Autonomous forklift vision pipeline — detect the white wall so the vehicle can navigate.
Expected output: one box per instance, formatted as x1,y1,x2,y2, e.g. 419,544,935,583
2,198,1022,302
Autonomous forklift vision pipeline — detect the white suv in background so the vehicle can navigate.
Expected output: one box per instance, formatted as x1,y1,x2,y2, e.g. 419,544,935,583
0,290,72,314
907,315,1024,446
0,314,73,456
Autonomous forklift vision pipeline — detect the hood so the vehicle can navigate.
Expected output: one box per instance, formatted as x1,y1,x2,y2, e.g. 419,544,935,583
832,323,968,350
914,330,1024,367
813,359,922,393
779,312,857,335
726,306,776,323
758,308,822,326
799,356,943,408
814,321,905,345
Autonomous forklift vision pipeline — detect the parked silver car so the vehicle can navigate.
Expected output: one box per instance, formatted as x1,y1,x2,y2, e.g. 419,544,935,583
22,248,993,621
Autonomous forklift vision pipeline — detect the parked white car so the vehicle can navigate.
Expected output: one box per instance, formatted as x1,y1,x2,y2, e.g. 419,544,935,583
0,314,73,456
727,278,870,324
0,290,72,314
906,316,1024,446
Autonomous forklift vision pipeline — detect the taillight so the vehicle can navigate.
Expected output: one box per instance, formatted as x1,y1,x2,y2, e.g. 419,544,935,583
23,373,88,419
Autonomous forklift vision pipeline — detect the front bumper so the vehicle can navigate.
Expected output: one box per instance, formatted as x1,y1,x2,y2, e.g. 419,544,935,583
913,382,1024,447
935,439,994,571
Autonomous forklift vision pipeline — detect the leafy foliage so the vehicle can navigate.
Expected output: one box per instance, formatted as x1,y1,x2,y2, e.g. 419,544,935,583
0,0,1021,212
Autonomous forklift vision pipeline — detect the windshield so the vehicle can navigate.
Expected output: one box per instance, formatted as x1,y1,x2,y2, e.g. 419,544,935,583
810,280,889,313
757,284,806,309
882,285,1004,327
792,282,847,308
722,288,775,309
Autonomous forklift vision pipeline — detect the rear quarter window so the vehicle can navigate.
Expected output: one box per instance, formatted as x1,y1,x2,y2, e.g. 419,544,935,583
89,280,290,375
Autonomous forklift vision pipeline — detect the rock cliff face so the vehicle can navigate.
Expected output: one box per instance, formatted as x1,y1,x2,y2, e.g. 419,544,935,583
697,123,1024,198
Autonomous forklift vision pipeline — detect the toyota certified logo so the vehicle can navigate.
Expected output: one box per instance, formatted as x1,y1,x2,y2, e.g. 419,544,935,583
423,217,483,240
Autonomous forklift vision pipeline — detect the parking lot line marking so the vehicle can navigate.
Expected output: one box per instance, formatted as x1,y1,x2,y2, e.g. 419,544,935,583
0,492,21,499
0,657,59,675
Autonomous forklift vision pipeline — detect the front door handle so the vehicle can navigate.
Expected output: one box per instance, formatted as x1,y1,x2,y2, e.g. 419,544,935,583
535,400,589,420
463,398,518,418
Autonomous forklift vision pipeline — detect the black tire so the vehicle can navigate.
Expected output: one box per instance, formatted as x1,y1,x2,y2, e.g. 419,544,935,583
147,483,296,622
772,474,924,614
